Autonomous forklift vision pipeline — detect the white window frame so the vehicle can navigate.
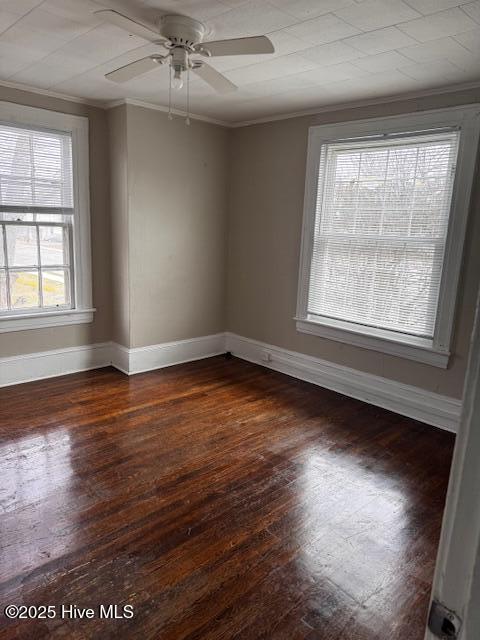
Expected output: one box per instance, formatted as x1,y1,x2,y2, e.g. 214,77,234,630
0,101,94,333
296,105,480,368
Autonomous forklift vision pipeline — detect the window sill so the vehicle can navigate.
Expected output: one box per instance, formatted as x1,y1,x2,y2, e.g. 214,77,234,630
295,316,450,368
0,308,95,333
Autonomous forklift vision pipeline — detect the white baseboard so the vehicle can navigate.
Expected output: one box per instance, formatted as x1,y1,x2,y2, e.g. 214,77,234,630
110,341,129,375
0,331,462,432
0,342,112,388
111,333,226,375
0,334,227,387
226,332,462,432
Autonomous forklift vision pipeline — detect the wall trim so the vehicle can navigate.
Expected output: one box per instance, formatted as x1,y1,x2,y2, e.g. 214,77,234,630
105,98,232,127
0,342,112,388
232,80,480,128
110,333,227,375
226,333,462,433
1,78,479,130
295,317,450,368
104,83,480,129
0,79,103,108
0,308,95,333
0,334,227,387
0,332,462,432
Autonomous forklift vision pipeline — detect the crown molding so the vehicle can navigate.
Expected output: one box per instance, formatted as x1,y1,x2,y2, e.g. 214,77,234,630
104,80,480,129
105,97,233,127
231,80,480,128
1,78,480,130
0,79,105,109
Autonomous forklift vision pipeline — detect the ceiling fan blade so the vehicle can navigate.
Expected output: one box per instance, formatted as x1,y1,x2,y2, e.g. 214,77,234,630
95,9,162,42
193,63,237,94
196,35,274,57
106,56,162,83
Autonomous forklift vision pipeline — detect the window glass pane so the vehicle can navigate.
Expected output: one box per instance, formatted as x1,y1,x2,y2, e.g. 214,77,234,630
9,270,40,309
5,225,39,267
385,147,418,180
359,149,388,179
42,269,70,307
40,226,68,266
36,213,69,223
0,212,34,222
0,270,6,310
357,181,385,211
308,131,459,339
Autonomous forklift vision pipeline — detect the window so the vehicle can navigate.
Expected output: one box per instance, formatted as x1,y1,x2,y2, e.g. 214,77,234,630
0,102,93,332
297,107,480,368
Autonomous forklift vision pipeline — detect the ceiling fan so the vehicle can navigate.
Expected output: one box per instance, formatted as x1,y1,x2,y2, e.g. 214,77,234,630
96,9,275,94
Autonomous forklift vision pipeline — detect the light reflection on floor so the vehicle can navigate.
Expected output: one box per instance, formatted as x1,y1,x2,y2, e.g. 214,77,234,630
295,447,412,596
0,430,77,582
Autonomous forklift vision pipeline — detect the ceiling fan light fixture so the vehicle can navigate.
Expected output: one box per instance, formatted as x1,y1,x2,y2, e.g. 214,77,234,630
172,67,184,90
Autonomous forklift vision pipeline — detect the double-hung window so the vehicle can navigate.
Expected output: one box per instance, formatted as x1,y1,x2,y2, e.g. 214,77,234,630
296,107,480,367
0,102,93,332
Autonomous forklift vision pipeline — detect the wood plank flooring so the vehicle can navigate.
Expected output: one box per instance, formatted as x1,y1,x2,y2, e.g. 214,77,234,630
0,356,454,639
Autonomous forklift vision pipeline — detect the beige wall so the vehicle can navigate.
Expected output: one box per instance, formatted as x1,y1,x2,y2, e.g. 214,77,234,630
0,86,111,358
1,84,479,402
226,88,480,399
115,104,230,348
0,91,229,356
108,104,130,347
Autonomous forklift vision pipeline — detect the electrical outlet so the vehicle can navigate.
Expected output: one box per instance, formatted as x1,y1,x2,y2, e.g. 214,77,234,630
428,600,461,639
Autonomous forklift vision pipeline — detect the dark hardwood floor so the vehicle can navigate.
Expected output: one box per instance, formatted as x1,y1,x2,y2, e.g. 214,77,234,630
0,356,454,639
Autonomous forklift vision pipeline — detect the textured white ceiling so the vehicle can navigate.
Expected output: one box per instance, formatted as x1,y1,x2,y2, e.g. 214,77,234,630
0,0,479,123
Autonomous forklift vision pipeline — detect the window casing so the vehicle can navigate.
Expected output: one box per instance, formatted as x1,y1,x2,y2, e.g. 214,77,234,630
0,102,93,333
296,106,480,368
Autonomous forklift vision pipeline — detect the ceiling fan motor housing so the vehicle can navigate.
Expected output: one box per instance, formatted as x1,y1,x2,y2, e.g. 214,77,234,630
160,15,207,48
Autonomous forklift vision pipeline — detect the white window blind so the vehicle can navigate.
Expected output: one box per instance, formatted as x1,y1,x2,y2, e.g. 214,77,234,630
307,130,460,339
0,123,74,314
0,123,73,212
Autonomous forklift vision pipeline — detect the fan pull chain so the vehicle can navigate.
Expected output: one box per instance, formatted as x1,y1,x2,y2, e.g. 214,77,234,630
186,65,191,126
168,62,173,121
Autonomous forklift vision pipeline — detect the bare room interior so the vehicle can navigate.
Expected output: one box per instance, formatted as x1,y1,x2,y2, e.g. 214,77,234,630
0,1,480,639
